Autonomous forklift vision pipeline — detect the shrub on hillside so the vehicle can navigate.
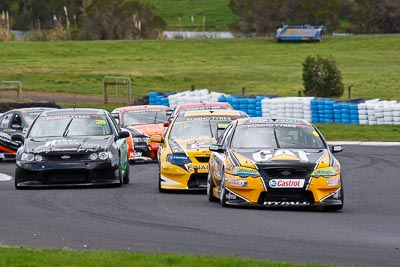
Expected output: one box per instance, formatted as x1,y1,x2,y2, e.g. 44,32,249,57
302,55,344,98
83,0,166,40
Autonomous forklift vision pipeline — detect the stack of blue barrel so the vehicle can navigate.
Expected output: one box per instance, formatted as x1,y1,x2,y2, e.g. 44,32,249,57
349,103,360,124
311,99,322,123
336,102,360,124
148,92,170,106
219,95,264,117
311,99,360,124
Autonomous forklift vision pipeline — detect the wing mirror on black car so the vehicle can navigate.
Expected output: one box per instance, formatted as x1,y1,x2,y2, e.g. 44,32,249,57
331,145,343,153
117,131,130,140
11,133,25,144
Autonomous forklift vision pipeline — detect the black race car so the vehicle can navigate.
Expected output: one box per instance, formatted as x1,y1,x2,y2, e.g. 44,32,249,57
12,108,130,189
0,107,55,160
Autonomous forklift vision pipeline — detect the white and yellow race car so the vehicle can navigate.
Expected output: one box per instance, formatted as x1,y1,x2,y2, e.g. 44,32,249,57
207,117,344,211
151,109,248,192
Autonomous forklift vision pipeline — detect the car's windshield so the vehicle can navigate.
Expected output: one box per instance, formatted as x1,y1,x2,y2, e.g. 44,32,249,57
231,125,325,149
25,112,44,125
170,120,233,139
28,114,112,138
123,110,168,126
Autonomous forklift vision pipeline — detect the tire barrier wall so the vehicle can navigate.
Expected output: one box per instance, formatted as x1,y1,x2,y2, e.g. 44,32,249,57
148,90,399,125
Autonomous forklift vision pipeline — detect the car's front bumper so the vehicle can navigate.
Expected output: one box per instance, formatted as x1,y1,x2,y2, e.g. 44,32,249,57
15,160,120,187
160,161,209,190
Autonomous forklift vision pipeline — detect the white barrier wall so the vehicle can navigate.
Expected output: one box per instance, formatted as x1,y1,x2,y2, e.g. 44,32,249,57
149,90,399,125
261,97,313,120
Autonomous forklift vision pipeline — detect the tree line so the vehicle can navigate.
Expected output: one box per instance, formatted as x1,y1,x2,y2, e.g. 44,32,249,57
0,0,166,40
230,0,400,36
1,0,399,40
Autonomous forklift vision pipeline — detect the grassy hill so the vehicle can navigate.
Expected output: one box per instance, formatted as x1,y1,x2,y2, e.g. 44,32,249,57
0,35,399,102
140,0,236,30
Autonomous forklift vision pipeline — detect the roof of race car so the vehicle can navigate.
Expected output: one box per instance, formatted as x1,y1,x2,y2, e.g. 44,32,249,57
112,105,169,113
174,102,233,112
236,117,312,126
3,107,56,114
38,108,108,116
181,109,247,117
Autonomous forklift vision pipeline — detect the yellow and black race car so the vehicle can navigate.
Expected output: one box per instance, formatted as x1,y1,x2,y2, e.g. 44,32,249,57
151,109,248,192
207,117,344,211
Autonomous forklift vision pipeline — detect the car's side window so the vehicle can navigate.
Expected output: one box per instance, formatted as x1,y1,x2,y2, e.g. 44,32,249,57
218,122,235,149
0,113,12,128
107,113,120,134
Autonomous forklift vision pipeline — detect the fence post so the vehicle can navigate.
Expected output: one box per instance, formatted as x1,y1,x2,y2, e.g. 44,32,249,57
348,85,353,99
103,79,108,104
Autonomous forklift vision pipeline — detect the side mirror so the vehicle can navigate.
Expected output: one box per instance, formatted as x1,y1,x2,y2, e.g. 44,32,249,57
117,131,130,140
331,145,343,153
150,134,163,143
11,133,25,144
209,144,225,153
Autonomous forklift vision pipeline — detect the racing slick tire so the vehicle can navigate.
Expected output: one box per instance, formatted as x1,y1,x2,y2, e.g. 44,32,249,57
323,187,344,212
220,175,228,207
207,172,218,202
123,162,130,184
158,165,167,193
115,160,123,187
14,177,22,190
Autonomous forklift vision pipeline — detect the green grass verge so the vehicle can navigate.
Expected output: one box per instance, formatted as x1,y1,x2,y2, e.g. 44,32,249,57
0,35,399,101
316,124,400,142
0,247,334,267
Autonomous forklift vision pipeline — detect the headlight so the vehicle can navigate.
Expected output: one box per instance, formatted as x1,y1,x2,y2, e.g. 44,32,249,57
167,153,191,165
312,166,340,177
232,166,260,178
21,153,43,162
169,139,184,154
89,151,113,161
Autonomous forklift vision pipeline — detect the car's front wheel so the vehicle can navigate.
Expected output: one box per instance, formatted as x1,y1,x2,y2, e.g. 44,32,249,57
14,176,21,190
323,187,344,211
207,172,218,202
123,162,130,184
158,165,166,193
220,175,228,207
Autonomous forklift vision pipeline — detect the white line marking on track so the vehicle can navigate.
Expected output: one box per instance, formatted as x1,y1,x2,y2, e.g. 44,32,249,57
0,173,13,181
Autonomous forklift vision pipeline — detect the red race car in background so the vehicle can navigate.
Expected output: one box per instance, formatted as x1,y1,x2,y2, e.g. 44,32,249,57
111,105,169,163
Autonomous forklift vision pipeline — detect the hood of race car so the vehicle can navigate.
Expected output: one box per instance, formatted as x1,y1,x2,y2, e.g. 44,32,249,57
25,136,112,154
229,148,336,184
169,137,215,157
232,148,332,170
128,123,164,136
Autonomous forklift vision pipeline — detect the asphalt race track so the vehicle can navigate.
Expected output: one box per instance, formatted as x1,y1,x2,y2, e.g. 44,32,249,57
0,145,399,267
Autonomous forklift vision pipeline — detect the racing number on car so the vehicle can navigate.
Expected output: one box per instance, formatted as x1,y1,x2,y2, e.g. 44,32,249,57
95,120,106,124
